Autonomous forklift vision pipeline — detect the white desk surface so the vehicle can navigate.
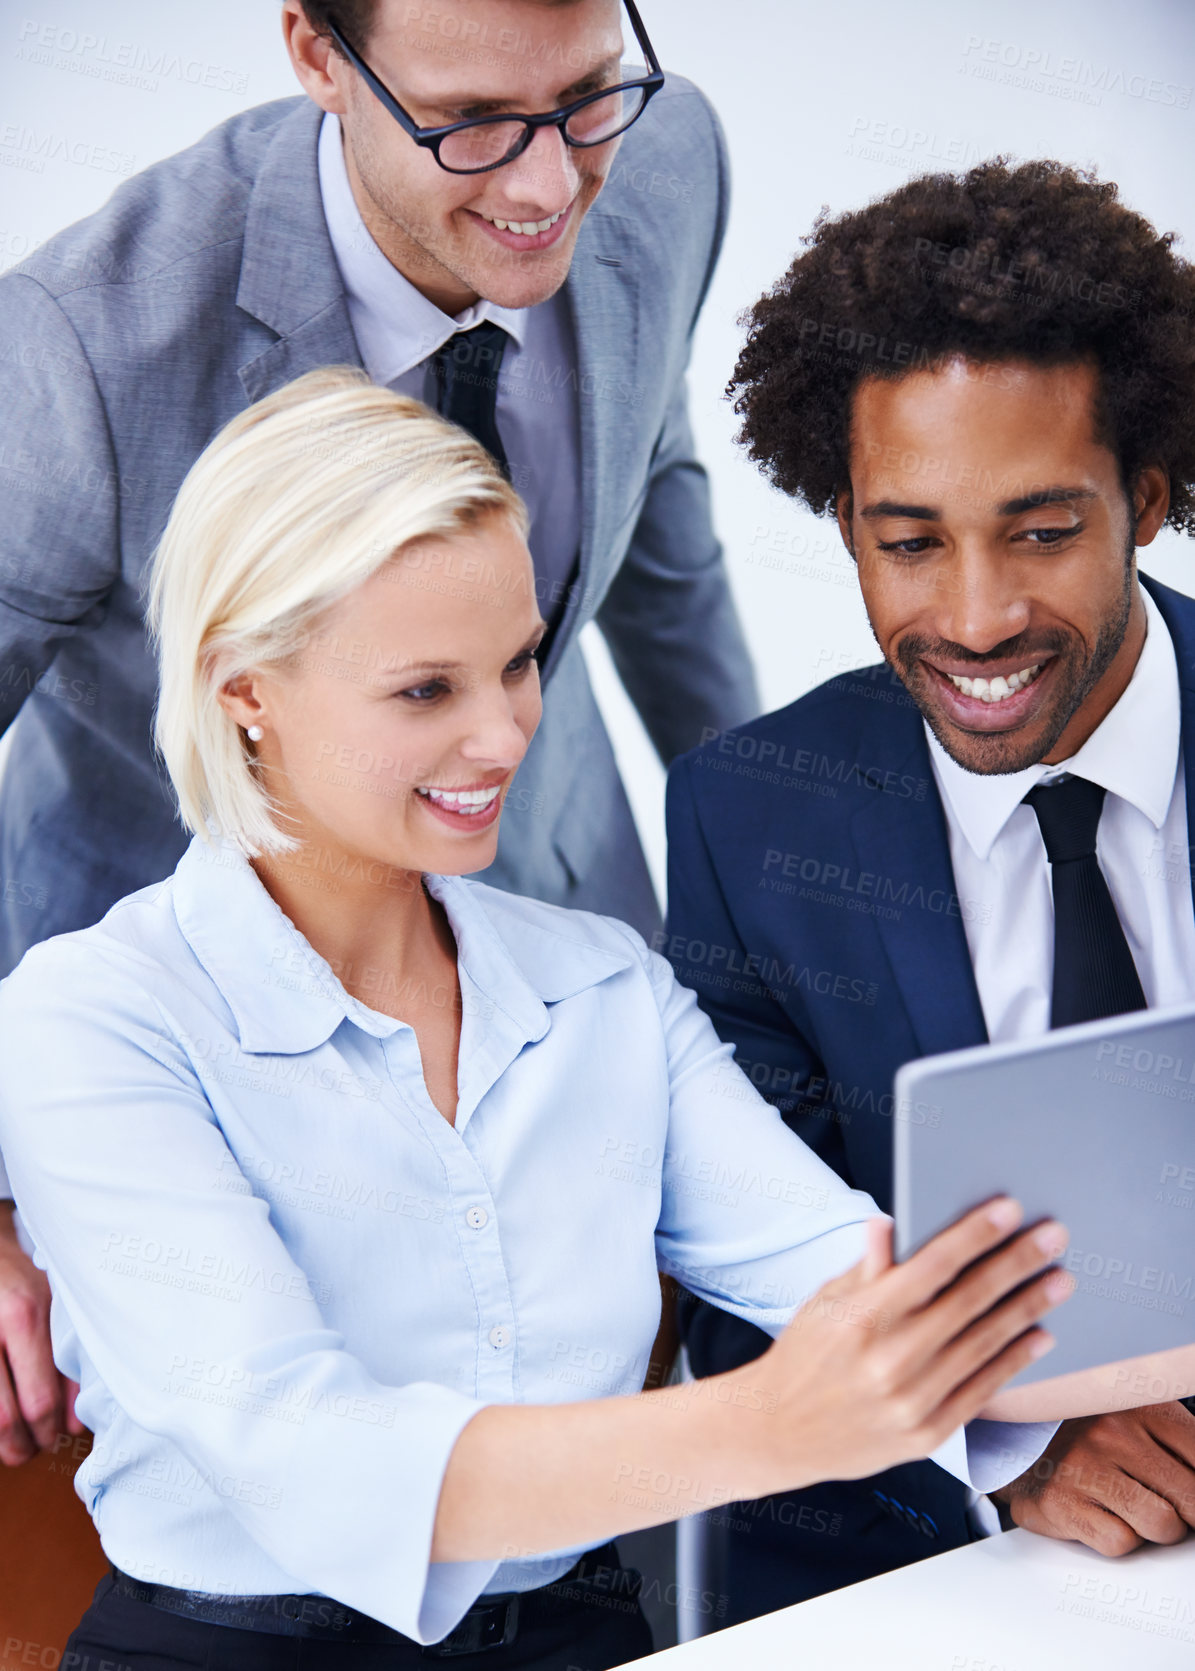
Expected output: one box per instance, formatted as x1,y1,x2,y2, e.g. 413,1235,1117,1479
622,1529,1195,1670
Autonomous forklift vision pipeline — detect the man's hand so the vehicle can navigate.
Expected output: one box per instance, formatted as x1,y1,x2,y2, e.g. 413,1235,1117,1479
993,1404,1195,1554
0,1202,83,1463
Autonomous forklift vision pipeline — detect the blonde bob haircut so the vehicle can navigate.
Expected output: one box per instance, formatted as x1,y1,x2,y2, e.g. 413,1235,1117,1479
148,365,528,857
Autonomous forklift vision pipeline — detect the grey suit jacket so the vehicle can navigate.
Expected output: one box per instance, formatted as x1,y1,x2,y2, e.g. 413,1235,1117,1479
0,81,757,974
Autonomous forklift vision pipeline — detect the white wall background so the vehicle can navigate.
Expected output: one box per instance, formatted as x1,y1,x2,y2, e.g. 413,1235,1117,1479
2,0,1193,902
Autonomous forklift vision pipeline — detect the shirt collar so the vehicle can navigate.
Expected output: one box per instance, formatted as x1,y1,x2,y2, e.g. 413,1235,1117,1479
170,839,629,1057
927,585,1181,862
317,111,525,387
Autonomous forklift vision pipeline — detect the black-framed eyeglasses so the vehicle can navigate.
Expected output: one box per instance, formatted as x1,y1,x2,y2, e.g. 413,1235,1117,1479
325,0,664,176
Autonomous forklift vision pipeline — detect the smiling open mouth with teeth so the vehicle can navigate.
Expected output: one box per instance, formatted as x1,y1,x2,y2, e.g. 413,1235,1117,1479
415,785,502,815
478,207,566,236
945,663,1043,704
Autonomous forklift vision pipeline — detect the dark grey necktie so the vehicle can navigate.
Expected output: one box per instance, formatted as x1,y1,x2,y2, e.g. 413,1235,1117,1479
430,322,511,481
1024,775,1147,1028
429,320,579,659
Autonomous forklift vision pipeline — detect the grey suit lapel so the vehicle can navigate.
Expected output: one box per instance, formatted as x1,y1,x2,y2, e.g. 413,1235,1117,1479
234,101,362,403
544,211,641,680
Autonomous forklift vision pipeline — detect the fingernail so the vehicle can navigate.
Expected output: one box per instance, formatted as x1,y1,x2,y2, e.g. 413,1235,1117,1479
1029,1332,1056,1359
1046,1270,1074,1300
1035,1223,1068,1257
987,1198,1021,1230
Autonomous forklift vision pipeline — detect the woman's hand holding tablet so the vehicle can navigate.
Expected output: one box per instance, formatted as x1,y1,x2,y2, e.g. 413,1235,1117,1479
434,1198,1072,1561
737,1198,1074,1491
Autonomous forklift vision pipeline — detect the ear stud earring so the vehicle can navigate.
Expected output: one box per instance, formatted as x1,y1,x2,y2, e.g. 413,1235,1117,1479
246,725,264,742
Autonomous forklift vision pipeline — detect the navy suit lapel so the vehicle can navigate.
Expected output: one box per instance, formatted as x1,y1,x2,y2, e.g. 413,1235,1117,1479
1182,704,1195,921
544,212,641,680
1141,575,1195,917
849,721,988,1060
1178,668,1195,920
233,101,363,403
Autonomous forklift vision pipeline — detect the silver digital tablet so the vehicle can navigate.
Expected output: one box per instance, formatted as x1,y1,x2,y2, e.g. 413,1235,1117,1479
894,1001,1195,1388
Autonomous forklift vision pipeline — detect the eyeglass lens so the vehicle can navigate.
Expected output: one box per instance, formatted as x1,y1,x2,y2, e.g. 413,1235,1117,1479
438,85,648,172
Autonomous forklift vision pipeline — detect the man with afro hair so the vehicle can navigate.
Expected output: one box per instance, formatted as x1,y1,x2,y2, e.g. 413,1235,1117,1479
664,159,1195,1624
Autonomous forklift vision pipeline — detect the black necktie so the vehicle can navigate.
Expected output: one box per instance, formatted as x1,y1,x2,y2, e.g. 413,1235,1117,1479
1024,775,1147,1028
430,322,511,481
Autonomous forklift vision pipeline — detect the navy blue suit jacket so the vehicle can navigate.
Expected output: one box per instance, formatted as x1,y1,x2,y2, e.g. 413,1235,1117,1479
663,573,1195,1616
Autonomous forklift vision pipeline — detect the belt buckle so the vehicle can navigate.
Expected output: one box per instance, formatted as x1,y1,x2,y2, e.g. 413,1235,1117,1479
422,1594,520,1657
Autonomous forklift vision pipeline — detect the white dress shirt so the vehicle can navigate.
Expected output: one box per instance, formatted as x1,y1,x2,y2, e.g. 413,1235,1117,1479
929,587,1195,1045
0,837,1049,1642
318,113,582,617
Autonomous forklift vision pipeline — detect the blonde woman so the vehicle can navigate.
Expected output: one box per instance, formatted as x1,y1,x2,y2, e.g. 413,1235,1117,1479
0,370,1072,1670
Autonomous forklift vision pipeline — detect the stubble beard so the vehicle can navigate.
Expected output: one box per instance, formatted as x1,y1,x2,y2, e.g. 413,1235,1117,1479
891,554,1135,776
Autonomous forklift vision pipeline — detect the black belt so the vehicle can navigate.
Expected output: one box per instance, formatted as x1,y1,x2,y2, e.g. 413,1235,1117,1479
108,1542,638,1658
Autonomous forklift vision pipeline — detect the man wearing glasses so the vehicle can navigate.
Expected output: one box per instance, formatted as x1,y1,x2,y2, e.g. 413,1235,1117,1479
0,0,756,1492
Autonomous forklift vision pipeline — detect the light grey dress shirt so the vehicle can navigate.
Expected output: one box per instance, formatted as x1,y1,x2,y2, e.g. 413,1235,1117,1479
318,113,583,619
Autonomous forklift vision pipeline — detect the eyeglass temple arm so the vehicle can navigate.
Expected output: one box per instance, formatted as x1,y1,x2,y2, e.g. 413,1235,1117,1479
622,0,663,74
324,20,421,139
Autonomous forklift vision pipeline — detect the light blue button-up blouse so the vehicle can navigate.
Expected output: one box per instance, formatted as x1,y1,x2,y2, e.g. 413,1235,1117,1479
0,837,1049,1643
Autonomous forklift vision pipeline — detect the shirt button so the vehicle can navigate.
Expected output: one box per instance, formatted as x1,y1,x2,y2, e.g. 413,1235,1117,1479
488,1325,512,1349
466,1206,489,1230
